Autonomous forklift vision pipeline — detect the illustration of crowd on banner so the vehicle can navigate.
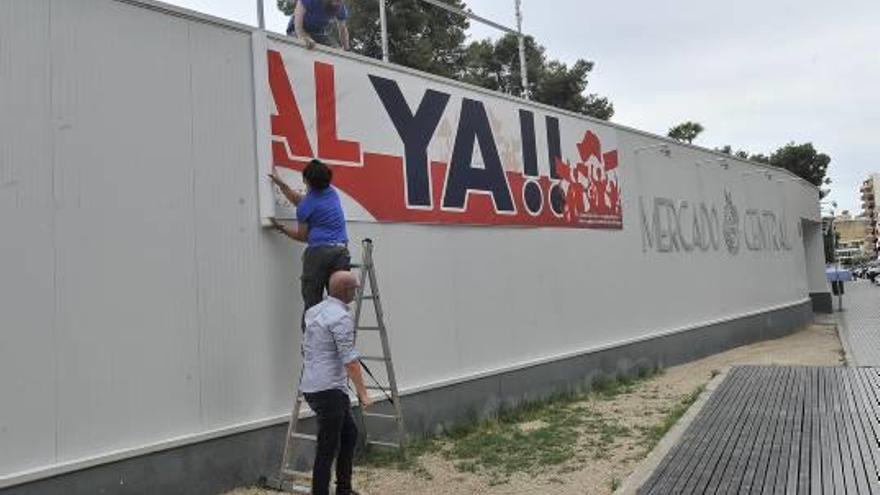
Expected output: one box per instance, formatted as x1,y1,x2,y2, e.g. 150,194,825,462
264,43,623,231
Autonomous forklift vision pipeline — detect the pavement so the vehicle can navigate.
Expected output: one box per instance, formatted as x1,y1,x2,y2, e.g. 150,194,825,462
835,280,880,366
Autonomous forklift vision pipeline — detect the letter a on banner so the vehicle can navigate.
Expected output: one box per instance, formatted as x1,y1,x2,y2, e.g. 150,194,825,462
443,99,515,212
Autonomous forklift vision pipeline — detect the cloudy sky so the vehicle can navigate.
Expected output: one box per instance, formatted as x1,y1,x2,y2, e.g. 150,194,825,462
167,0,878,214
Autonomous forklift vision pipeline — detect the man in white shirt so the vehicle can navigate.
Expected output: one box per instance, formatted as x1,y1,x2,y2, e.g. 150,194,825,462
301,271,370,495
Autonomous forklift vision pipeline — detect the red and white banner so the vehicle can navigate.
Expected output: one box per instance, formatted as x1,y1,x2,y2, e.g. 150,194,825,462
260,39,622,230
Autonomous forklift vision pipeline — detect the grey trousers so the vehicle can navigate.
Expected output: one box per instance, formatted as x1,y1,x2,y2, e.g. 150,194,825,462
301,245,351,312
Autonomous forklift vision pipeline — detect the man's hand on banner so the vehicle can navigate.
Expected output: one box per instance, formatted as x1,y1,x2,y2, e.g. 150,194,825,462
269,171,305,205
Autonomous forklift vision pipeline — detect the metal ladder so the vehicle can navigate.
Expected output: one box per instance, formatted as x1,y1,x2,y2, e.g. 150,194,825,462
266,239,405,493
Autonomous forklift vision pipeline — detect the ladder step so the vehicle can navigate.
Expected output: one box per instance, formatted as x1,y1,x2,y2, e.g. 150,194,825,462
290,432,317,442
265,476,311,493
280,469,313,479
357,326,382,331
366,385,388,391
361,295,378,300
361,356,389,362
368,440,400,449
363,412,397,420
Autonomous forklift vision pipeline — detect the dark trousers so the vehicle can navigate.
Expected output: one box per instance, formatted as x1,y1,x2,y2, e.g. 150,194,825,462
301,245,351,312
303,389,358,495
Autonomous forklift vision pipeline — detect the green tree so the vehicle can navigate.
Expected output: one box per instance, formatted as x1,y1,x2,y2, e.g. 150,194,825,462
461,34,544,97
749,153,771,164
462,34,614,120
668,121,704,144
769,142,831,196
711,141,830,190
715,145,750,159
823,222,840,264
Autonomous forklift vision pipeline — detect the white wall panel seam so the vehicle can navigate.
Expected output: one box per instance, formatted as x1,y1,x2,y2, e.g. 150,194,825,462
185,21,206,428
48,0,61,465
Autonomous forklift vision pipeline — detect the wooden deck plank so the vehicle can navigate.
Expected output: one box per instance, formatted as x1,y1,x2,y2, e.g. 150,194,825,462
637,368,738,494
770,366,804,494
840,369,877,495
817,367,837,494
765,367,799,494
646,366,754,494
741,367,793,494
737,367,791,495
852,369,880,493
754,366,795,495
679,367,773,495
638,366,880,494
642,367,756,495
807,367,823,495
706,367,782,495
828,367,858,494
782,367,808,495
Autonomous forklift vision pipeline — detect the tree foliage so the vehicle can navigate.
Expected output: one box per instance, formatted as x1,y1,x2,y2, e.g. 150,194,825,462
347,0,470,79
668,121,705,144
715,145,750,159
823,225,840,264
715,141,831,196
276,0,613,120
769,142,831,191
716,145,770,163
462,34,613,120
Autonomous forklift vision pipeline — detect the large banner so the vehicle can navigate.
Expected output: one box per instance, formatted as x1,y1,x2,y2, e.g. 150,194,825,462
260,39,623,230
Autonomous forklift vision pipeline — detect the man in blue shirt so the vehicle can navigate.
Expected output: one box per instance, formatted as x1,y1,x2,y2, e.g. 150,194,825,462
269,159,351,312
286,0,350,51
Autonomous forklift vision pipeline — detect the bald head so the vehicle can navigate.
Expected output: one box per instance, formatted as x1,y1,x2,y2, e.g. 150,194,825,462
328,271,359,303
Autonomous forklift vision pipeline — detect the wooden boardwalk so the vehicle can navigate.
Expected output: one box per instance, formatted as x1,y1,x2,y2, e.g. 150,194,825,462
638,366,880,494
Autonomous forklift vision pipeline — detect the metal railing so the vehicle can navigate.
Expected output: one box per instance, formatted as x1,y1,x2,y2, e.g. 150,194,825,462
256,0,531,99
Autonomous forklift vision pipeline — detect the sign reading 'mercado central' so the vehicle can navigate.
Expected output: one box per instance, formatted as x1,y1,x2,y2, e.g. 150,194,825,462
263,41,622,230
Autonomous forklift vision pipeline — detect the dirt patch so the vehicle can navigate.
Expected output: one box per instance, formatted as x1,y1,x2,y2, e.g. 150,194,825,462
225,323,842,495
517,420,549,433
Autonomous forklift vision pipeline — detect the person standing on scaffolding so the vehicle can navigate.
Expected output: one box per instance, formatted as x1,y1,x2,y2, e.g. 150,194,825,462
269,160,351,313
286,0,351,51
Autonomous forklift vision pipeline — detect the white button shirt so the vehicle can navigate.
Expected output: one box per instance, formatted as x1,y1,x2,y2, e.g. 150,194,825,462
300,297,360,393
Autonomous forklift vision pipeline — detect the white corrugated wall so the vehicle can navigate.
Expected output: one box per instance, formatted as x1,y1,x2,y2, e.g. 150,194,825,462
0,0,825,486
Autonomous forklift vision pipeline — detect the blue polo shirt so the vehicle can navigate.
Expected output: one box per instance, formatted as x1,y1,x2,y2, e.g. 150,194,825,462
288,0,349,35
297,187,348,247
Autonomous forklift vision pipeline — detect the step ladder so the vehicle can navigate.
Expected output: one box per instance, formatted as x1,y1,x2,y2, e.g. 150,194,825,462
265,239,405,493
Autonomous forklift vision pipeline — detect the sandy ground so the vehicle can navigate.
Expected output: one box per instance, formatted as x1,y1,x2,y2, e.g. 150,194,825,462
228,322,843,495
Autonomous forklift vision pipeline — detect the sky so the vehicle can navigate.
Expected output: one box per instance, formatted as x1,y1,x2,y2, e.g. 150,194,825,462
166,0,879,215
